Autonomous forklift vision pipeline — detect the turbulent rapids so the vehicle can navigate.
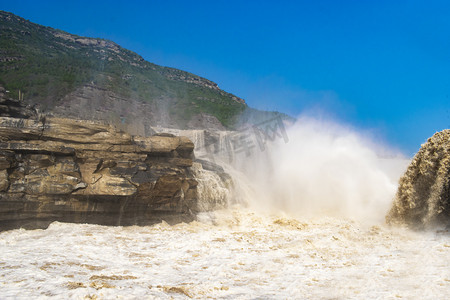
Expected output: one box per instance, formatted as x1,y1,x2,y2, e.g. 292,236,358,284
387,129,450,229
0,210,449,299
0,119,449,299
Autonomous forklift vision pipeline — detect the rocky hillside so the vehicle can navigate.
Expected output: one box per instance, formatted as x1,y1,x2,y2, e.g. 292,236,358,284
0,11,287,133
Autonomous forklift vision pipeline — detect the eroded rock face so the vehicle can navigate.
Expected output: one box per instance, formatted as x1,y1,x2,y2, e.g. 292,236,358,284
0,105,203,230
53,84,229,136
386,130,450,229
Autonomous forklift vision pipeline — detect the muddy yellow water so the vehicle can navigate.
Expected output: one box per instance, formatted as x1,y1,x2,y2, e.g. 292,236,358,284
0,207,448,299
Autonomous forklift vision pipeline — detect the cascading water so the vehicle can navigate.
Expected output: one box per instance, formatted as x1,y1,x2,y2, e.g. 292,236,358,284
387,129,450,228
189,162,233,212
198,117,409,225
191,129,206,151
151,127,251,210
153,119,410,224
153,128,206,150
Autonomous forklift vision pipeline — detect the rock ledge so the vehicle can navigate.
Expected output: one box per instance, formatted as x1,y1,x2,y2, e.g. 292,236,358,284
0,91,200,231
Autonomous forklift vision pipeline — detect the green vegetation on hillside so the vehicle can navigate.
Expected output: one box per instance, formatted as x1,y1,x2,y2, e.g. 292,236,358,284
0,11,290,129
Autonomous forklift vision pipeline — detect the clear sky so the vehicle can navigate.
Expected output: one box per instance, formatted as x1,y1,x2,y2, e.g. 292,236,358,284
1,0,449,155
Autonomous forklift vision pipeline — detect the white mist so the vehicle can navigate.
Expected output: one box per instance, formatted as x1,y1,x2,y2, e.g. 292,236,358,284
231,116,409,224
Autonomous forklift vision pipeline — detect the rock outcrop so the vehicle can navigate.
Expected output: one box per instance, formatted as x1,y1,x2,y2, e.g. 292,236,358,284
0,91,211,231
386,129,450,229
53,84,228,136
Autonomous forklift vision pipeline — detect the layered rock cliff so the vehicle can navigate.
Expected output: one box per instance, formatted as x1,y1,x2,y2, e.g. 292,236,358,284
0,87,232,231
386,129,450,229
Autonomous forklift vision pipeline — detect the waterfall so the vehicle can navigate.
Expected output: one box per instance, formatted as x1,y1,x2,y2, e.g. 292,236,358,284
151,127,243,210
187,129,205,153
151,127,206,153
190,162,233,212
386,129,450,228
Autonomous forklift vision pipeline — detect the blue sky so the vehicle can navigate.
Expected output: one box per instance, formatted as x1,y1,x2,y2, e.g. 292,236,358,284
1,0,449,155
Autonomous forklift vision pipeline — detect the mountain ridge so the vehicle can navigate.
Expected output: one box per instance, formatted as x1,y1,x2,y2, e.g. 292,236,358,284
0,10,288,133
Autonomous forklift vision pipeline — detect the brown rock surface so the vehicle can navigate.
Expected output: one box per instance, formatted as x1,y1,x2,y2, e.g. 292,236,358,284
52,84,229,136
0,98,203,231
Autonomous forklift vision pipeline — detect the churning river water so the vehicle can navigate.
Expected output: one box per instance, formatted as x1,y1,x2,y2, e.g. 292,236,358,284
0,207,449,299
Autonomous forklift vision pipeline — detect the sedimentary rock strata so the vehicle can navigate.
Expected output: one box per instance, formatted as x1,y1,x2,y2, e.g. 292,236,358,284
0,98,203,230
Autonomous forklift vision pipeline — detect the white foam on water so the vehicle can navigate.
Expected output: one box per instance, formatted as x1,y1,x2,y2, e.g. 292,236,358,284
0,209,448,299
